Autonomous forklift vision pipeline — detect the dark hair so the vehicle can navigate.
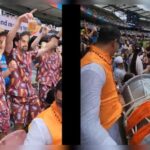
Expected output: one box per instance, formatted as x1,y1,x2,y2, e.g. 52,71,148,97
28,36,37,50
97,25,121,44
147,53,150,58
45,79,62,105
45,88,55,105
39,36,49,45
48,35,59,42
130,44,142,75
58,40,62,46
123,73,134,83
19,31,30,40
13,33,20,48
146,46,150,52
55,79,62,92
0,30,8,37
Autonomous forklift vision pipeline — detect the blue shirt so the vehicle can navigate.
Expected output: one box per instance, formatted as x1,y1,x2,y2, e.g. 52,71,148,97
0,54,10,86
91,35,98,44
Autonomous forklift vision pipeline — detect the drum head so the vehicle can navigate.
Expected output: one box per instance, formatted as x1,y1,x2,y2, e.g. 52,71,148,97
141,134,150,144
121,74,150,112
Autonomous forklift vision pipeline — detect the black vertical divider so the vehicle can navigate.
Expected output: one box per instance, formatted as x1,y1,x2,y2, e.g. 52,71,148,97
62,5,81,145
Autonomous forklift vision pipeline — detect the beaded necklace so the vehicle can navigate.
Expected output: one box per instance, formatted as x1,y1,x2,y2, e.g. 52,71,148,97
51,104,62,124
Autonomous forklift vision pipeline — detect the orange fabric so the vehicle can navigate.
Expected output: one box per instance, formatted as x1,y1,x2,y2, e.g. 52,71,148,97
81,45,122,129
37,101,62,145
130,123,150,144
126,101,150,134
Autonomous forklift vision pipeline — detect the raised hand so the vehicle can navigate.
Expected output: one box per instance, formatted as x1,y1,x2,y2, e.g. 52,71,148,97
18,9,37,23
40,25,49,37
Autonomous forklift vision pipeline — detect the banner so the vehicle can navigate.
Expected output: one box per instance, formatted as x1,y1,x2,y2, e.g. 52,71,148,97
0,15,28,33
0,15,43,36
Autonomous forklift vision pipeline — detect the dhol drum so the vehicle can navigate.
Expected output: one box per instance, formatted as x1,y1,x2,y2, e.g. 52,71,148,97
121,74,150,144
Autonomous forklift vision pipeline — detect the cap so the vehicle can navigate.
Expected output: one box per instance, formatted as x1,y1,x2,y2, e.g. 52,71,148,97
114,56,123,64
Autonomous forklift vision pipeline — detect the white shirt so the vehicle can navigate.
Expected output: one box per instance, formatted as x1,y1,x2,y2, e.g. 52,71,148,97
81,63,119,145
114,68,126,82
136,56,144,75
24,118,52,145
114,68,126,87
129,54,143,75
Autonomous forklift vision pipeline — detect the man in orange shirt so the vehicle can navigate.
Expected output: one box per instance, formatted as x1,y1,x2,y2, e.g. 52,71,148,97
81,25,126,145
24,79,62,145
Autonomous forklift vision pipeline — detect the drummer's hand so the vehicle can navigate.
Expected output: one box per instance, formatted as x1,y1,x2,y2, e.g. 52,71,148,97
120,95,125,105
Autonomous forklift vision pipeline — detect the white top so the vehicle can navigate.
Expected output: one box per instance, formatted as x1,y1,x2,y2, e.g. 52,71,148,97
114,68,126,87
24,118,52,145
129,54,143,75
81,63,118,145
136,56,144,75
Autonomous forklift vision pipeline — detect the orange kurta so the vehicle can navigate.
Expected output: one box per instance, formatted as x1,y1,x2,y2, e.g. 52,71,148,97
81,45,122,129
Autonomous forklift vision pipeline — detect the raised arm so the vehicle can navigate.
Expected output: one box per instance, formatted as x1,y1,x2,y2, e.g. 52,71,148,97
31,26,48,50
5,20,21,54
5,10,36,54
36,36,59,57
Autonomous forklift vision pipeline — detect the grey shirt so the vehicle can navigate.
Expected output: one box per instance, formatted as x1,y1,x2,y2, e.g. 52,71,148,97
81,63,122,145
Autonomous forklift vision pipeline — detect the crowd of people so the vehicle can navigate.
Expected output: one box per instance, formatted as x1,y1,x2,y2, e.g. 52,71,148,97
81,21,150,89
81,18,150,145
0,9,62,145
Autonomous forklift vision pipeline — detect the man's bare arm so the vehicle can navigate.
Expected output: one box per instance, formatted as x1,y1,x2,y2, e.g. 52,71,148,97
36,37,58,57
31,26,48,50
5,20,21,54
5,10,36,54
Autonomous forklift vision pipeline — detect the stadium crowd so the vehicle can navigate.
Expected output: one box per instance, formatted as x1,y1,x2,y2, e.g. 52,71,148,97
0,9,62,145
81,20,150,85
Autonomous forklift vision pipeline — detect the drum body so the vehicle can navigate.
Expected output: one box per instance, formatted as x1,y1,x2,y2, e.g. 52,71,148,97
121,74,150,144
